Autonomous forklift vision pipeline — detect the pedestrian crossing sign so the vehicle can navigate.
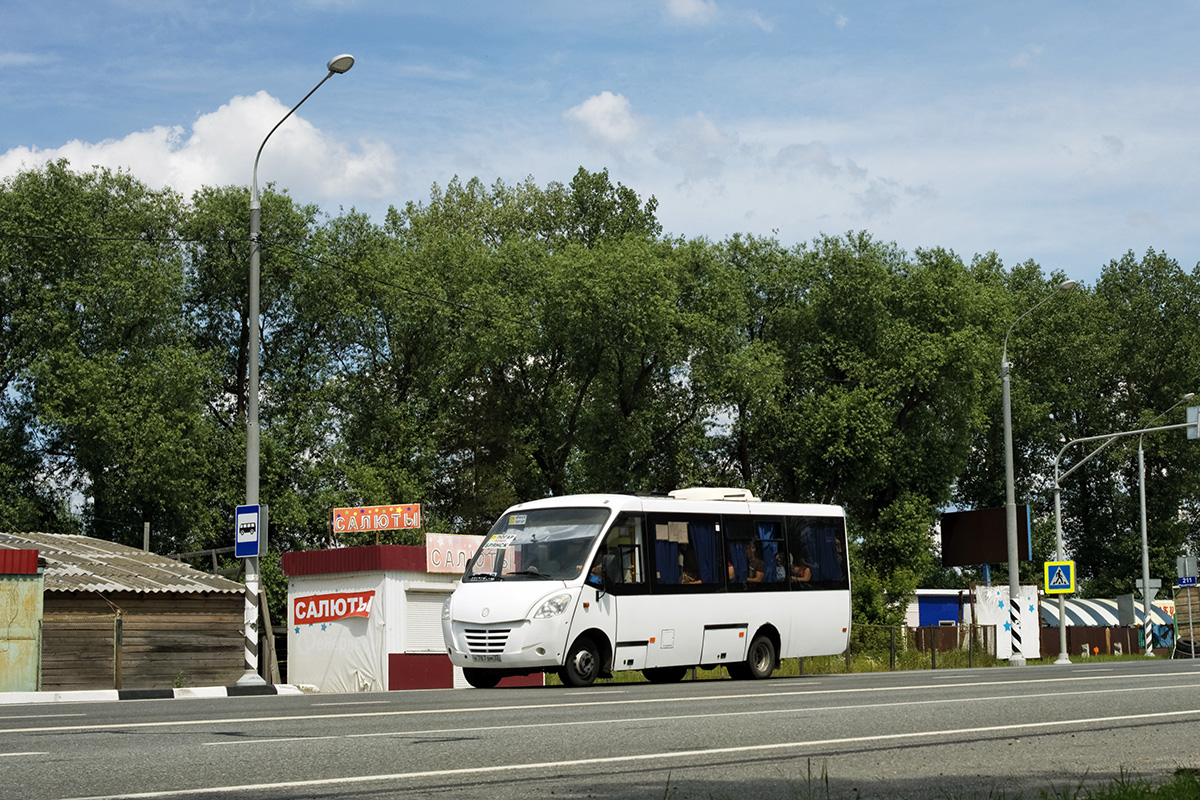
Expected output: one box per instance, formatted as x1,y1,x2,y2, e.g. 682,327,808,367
1044,560,1075,594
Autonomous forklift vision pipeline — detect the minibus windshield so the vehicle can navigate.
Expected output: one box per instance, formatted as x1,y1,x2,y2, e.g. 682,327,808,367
465,507,610,582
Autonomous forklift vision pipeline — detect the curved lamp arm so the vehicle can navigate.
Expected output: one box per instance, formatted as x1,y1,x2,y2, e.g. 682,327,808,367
1001,279,1077,370
250,54,355,211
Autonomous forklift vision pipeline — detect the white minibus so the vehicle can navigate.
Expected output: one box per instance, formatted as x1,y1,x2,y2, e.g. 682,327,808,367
441,488,851,688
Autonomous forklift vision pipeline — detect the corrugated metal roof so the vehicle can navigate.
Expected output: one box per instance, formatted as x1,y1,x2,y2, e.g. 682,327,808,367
0,549,39,575
282,544,426,577
0,532,244,594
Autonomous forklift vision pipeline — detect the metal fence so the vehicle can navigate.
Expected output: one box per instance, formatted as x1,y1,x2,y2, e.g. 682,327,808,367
797,624,1000,674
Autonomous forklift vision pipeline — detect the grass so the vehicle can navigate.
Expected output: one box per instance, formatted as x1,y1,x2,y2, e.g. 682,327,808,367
656,765,1200,800
545,648,1161,686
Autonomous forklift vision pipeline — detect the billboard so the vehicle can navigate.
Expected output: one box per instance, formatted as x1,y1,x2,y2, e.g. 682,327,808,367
940,506,1031,567
332,504,421,535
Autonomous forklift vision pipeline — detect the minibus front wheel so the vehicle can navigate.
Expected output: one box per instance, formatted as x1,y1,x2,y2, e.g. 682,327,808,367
463,668,502,689
560,636,600,687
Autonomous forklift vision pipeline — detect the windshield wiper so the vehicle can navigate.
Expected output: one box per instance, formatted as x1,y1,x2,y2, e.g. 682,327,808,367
509,568,554,580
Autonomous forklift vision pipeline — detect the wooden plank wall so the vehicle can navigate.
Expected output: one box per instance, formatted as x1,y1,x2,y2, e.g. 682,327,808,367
42,592,244,690
1038,625,1149,658
1176,586,1199,633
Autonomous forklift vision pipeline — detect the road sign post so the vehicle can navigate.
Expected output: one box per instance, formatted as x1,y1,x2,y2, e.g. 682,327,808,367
235,504,268,685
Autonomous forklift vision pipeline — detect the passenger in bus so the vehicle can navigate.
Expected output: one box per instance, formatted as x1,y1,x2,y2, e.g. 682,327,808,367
745,542,765,583
790,560,812,583
586,546,607,585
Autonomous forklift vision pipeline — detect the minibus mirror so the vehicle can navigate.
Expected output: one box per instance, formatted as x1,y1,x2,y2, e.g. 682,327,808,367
602,553,621,586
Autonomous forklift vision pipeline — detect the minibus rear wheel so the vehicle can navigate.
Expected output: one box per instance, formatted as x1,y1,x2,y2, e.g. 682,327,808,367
744,633,777,679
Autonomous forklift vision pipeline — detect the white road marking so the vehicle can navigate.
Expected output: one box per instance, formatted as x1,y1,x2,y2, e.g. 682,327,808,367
55,707,1200,800
200,679,1200,745
4,669,1194,736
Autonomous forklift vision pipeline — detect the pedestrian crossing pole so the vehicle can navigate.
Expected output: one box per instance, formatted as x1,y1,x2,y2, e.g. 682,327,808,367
1052,486,1072,664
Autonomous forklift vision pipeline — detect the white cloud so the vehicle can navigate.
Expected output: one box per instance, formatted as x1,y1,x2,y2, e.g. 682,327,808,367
772,141,866,182
747,12,775,33
564,91,643,150
0,51,52,67
666,0,718,25
1010,44,1045,68
0,91,397,207
656,112,738,183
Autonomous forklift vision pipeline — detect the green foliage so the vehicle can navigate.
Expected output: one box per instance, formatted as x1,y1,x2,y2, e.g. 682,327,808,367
2,161,1199,629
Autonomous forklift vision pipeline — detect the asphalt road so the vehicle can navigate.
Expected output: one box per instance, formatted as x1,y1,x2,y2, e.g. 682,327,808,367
3,659,1199,800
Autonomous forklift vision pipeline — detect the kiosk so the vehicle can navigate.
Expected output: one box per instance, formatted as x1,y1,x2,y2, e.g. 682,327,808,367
284,540,542,691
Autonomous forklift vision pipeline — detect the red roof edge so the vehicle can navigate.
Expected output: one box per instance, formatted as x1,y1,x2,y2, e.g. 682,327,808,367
0,549,39,575
282,545,427,577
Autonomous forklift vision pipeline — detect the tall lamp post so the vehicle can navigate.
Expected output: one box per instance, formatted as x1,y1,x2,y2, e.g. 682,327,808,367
1001,278,1075,666
1052,414,1197,663
1138,392,1194,656
242,54,355,683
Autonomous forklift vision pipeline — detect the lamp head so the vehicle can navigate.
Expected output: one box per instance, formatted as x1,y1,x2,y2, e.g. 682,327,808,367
327,54,355,74
1184,392,1196,401
1058,279,1077,292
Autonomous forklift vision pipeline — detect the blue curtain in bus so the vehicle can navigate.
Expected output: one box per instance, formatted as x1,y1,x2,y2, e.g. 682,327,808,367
727,541,748,582
804,524,843,581
656,539,681,584
758,521,780,583
690,522,720,583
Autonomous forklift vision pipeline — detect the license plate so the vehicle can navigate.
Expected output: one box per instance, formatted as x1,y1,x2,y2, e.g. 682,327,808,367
471,654,502,663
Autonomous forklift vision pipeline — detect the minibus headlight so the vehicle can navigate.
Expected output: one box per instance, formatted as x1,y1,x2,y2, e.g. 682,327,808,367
441,598,451,620
532,593,572,619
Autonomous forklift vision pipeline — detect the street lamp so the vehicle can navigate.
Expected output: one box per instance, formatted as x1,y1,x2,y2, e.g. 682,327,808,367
1052,415,1197,663
1001,278,1075,666
1138,392,1194,656
242,54,355,683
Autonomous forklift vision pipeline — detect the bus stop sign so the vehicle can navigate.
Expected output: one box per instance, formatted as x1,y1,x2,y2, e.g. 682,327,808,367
235,504,267,558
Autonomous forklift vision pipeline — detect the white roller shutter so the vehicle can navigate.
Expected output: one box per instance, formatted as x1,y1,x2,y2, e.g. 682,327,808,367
404,589,451,652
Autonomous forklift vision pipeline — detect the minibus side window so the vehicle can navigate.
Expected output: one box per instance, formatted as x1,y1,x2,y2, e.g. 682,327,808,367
592,513,648,594
785,515,849,590
646,514,723,592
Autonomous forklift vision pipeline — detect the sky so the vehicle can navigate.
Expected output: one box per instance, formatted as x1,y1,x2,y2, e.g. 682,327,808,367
4,1,1200,286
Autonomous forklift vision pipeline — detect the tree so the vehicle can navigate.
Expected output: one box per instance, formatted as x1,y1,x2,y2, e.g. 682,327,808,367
711,233,1002,621
0,161,214,550
1062,250,1200,595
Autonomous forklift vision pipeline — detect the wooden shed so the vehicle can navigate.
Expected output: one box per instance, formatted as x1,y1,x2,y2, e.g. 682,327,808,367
0,532,246,691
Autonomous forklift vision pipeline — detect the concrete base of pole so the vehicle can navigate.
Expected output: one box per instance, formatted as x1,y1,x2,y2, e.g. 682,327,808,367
1008,656,1026,667
1054,653,1071,665
236,669,268,686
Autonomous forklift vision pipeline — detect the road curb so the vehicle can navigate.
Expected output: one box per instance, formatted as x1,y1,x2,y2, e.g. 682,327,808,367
0,684,304,705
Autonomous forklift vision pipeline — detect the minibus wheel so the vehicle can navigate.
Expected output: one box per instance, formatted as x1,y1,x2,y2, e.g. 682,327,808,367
643,666,688,683
560,637,600,687
744,633,777,679
463,668,502,689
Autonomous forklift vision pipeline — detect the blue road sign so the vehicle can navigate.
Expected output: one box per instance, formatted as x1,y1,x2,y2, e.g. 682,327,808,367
235,504,266,558
1045,560,1076,594
1180,576,1198,588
